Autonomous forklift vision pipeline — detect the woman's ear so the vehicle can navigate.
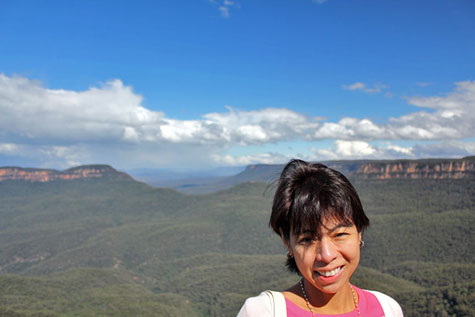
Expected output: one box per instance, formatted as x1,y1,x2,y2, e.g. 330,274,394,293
358,232,365,248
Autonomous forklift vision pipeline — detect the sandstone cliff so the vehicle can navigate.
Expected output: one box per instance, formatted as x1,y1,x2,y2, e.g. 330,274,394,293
352,156,475,179
0,165,132,183
241,157,475,184
1,157,474,184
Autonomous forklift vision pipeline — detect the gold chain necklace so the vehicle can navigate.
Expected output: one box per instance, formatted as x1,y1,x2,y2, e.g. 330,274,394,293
299,279,360,317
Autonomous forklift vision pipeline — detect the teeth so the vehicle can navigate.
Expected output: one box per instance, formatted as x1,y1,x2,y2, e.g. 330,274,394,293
318,266,341,277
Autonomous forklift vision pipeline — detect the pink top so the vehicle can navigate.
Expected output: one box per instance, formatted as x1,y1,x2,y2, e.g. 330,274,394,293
285,286,385,317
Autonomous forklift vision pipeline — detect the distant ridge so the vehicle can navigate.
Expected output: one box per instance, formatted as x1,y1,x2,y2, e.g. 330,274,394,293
228,156,475,190
1,156,473,188
351,156,475,179
147,156,475,194
0,165,133,183
241,156,475,182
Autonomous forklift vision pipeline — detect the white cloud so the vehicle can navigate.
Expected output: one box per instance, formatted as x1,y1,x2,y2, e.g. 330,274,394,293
311,140,474,161
0,74,325,148
343,82,365,91
0,75,163,143
386,145,413,156
410,141,475,158
342,82,388,94
312,117,387,140
0,143,20,154
211,152,290,166
0,74,473,168
0,143,90,168
209,0,239,18
335,140,376,157
312,140,379,160
202,106,320,145
408,81,475,111
219,6,230,18
39,145,87,168
389,81,475,140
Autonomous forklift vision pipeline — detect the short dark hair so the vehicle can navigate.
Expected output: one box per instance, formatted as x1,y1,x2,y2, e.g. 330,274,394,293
269,159,369,273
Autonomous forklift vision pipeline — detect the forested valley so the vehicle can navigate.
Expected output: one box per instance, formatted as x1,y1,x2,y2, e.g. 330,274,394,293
0,163,473,316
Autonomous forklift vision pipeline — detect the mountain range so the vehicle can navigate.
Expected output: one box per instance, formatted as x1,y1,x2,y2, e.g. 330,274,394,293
1,156,473,193
0,157,474,316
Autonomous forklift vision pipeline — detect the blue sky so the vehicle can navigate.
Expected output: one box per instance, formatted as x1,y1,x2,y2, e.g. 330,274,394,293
0,0,474,170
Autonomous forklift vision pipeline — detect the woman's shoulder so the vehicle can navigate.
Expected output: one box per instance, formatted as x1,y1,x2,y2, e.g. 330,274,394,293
358,288,404,317
236,292,273,316
236,291,286,317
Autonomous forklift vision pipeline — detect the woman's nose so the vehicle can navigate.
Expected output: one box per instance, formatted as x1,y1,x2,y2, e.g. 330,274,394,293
316,237,338,263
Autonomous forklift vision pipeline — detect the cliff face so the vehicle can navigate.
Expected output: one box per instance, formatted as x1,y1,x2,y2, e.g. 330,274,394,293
2,157,474,184
245,157,475,180
353,157,475,179
0,165,133,183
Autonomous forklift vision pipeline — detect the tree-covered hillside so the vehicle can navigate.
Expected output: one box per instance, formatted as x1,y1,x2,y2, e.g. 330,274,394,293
0,176,473,316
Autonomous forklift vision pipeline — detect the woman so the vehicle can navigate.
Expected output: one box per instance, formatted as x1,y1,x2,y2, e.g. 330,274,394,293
237,160,403,316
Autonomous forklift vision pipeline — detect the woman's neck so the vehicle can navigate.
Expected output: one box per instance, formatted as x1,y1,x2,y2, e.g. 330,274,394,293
283,280,356,315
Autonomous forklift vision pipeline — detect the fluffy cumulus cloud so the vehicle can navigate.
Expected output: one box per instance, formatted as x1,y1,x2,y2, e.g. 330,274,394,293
0,75,163,143
388,81,475,140
311,140,475,161
211,152,291,166
311,118,387,140
0,74,319,147
311,140,411,160
202,107,320,145
0,73,473,168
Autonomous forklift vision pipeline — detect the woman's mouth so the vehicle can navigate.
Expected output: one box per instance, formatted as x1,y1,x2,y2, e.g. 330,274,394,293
315,266,343,277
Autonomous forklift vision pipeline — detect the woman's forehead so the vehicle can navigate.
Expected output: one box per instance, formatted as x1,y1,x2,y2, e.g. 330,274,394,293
292,215,354,235
321,216,353,228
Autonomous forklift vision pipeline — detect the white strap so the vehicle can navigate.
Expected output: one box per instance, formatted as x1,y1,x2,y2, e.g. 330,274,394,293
367,290,404,317
264,291,287,317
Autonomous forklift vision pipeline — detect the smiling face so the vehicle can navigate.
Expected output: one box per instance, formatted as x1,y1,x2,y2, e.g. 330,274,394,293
284,216,361,296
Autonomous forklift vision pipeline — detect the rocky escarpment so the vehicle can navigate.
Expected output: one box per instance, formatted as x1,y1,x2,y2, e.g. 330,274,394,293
352,156,475,179
0,165,133,183
239,157,475,185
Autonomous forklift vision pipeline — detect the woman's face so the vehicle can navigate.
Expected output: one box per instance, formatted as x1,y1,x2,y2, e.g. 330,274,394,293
285,217,361,296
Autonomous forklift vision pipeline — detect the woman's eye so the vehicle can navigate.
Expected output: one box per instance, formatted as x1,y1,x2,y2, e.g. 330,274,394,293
299,237,313,244
335,232,348,238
